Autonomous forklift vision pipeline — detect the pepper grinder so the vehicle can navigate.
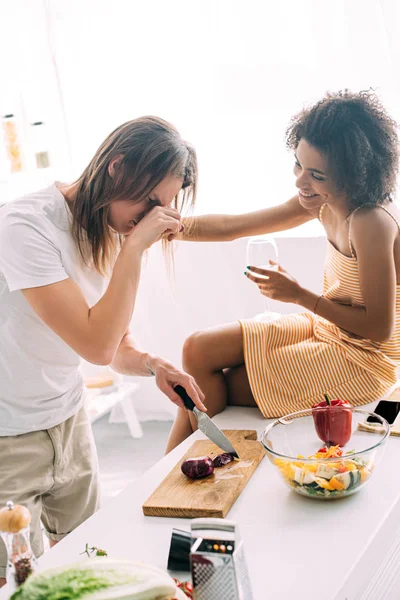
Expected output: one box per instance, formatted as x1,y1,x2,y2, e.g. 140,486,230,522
0,501,36,589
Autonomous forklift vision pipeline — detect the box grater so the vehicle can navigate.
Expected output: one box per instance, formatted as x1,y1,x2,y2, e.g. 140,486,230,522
190,518,253,600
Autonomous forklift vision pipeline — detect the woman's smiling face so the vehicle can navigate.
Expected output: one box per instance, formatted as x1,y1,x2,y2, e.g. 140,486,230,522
294,138,346,210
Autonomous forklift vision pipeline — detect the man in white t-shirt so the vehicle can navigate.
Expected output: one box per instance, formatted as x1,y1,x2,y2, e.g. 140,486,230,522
0,117,206,586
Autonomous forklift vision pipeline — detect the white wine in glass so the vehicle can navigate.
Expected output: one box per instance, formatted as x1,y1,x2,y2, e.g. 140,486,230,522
246,235,281,321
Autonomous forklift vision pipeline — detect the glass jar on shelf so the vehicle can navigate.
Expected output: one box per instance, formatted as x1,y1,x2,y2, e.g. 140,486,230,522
30,121,50,169
2,114,24,173
0,500,37,590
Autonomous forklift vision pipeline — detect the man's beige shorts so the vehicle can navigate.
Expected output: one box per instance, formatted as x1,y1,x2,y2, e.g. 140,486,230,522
0,405,100,578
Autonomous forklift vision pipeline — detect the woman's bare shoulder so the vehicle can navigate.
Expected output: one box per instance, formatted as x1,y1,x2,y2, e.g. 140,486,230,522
350,203,399,243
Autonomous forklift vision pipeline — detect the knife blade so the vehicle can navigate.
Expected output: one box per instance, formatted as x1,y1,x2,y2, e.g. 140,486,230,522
175,385,240,458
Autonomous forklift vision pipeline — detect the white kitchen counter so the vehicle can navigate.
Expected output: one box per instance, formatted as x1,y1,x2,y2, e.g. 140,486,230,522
1,403,400,600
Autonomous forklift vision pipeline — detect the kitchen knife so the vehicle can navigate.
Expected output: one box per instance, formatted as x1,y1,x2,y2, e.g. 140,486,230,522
175,385,240,458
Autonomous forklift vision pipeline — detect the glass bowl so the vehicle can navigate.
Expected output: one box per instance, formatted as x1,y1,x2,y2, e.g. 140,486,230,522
261,407,390,499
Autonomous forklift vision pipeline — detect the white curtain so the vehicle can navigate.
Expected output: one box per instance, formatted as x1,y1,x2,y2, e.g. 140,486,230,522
0,0,71,181
3,0,398,212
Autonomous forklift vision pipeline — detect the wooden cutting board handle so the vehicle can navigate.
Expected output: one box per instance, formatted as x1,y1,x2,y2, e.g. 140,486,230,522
221,429,258,443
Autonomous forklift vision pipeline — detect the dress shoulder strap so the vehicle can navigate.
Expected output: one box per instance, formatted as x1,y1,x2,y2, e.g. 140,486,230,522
348,207,362,258
377,204,400,231
348,204,400,258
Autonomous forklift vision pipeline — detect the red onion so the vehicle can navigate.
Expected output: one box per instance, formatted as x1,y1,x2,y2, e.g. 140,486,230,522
212,453,235,468
181,456,214,479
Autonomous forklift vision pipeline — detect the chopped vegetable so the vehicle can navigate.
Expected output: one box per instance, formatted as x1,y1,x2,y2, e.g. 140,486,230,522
312,394,352,446
80,543,108,558
173,578,194,598
274,445,372,498
181,457,214,479
212,453,234,468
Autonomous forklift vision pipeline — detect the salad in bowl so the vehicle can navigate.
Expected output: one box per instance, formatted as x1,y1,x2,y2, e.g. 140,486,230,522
262,404,390,499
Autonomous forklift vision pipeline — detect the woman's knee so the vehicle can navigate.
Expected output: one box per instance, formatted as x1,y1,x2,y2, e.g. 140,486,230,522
182,330,209,370
183,323,244,372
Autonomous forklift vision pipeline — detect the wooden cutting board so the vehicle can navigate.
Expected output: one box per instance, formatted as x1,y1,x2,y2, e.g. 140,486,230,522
142,430,265,519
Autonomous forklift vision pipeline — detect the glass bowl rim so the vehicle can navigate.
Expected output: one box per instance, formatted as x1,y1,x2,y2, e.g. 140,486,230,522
261,407,390,463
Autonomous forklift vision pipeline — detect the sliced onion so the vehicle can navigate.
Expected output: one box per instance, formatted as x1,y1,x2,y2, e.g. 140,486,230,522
212,453,235,468
181,456,214,479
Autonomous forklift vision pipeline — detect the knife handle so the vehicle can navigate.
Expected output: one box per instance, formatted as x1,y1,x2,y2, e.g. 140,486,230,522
174,385,195,411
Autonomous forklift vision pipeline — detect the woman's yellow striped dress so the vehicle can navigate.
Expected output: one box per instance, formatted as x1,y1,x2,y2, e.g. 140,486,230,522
239,205,400,418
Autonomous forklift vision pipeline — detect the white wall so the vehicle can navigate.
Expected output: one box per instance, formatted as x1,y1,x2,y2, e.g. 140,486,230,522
102,234,327,421
37,0,400,214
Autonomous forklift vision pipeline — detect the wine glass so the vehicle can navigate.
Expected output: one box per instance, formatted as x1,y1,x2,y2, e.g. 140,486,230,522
246,235,281,321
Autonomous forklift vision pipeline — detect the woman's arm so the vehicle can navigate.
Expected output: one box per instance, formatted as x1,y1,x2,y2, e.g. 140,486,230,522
110,331,154,376
22,206,181,366
181,195,316,242
247,207,397,343
299,208,397,343
110,331,206,409
23,242,143,366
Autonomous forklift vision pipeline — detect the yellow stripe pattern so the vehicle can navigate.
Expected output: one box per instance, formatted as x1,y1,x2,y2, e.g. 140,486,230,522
240,227,400,418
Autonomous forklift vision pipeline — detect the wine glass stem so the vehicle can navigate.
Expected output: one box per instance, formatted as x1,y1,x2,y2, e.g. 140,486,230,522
264,297,271,313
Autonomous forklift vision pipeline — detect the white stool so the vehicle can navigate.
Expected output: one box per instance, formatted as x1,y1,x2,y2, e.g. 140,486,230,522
108,384,143,439
84,369,143,439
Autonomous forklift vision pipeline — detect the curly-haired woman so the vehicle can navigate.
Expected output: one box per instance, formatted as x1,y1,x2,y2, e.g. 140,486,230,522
167,90,400,451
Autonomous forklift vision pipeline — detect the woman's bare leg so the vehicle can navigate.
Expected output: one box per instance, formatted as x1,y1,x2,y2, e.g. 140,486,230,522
165,408,197,453
166,322,256,453
224,364,256,406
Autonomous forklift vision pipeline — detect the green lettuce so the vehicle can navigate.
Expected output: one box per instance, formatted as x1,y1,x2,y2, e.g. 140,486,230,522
10,565,139,600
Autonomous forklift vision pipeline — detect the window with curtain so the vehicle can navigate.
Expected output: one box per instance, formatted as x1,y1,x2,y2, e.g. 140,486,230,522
2,0,400,213
0,0,72,200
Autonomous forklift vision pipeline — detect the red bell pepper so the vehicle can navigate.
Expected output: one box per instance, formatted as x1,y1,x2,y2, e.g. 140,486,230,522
312,394,352,446
173,578,194,598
